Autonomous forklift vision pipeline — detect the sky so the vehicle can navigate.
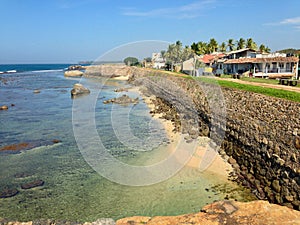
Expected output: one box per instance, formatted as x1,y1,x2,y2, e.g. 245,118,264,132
0,0,300,64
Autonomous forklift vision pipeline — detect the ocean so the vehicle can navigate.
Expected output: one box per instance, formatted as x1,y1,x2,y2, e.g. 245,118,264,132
0,64,254,222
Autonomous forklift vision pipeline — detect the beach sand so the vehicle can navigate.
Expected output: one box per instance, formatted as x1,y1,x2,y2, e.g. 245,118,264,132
141,92,233,179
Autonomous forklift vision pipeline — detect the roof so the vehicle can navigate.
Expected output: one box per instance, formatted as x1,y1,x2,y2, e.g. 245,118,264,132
227,48,256,55
199,53,226,64
224,56,299,64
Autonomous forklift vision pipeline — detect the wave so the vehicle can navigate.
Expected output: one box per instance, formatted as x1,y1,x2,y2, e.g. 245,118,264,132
6,70,17,73
31,69,64,73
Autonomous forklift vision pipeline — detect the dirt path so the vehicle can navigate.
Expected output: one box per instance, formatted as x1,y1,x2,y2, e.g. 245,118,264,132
216,78,300,94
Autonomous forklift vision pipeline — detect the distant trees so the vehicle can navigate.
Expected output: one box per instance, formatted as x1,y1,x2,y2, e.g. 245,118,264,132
124,57,139,66
246,38,257,50
208,38,218,53
227,39,235,51
165,41,194,64
237,38,246,50
219,42,227,53
259,44,271,53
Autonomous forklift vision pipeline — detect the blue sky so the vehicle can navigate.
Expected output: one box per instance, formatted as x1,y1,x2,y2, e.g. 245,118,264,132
0,0,300,63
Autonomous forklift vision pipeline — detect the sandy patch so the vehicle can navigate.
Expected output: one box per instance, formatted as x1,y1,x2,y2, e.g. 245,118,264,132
141,92,233,178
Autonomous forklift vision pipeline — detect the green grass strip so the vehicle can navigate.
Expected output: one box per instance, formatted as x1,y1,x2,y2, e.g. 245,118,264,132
217,79,300,102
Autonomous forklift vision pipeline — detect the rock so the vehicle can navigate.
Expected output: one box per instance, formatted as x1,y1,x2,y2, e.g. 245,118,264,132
103,95,139,105
294,136,300,149
228,157,237,165
33,89,40,94
0,140,61,154
272,180,281,193
71,83,90,97
0,189,19,198
0,105,8,110
116,200,300,225
114,88,128,92
64,70,84,77
68,65,84,71
52,139,61,144
21,179,44,189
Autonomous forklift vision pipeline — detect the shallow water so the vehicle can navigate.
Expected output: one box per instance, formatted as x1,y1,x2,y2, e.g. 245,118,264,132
0,68,255,222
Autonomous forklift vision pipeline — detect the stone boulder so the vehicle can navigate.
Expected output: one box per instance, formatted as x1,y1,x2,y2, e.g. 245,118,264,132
64,70,84,77
0,105,8,110
71,83,90,97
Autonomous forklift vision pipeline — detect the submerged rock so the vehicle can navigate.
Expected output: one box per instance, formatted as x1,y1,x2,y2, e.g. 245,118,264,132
103,94,139,105
0,140,61,154
71,83,90,97
0,189,19,198
21,179,44,189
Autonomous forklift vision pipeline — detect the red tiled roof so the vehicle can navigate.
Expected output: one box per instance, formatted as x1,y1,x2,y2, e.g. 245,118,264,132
224,56,299,64
200,54,226,64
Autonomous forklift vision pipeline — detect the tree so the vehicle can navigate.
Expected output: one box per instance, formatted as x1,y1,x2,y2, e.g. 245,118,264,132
219,42,227,53
165,41,183,64
160,50,166,60
227,39,235,51
246,38,257,50
124,57,139,66
237,38,246,50
144,57,152,62
259,44,271,53
208,38,218,53
182,46,195,62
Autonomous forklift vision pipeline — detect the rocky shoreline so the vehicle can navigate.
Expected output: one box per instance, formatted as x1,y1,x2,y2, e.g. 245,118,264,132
84,65,300,209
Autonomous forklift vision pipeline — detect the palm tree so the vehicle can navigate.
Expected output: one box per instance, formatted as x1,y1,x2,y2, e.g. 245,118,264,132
237,38,246,50
259,44,271,53
227,39,235,52
209,38,218,53
246,38,257,50
219,42,227,52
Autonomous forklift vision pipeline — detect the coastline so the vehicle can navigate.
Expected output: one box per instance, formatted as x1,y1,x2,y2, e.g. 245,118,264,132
140,91,233,178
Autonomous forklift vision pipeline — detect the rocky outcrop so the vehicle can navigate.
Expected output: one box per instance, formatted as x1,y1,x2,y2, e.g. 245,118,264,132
1,201,299,224
84,64,132,78
103,95,139,105
71,83,90,97
117,200,300,225
64,70,84,77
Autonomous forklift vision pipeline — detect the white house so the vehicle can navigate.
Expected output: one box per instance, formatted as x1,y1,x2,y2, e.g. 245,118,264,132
152,53,165,69
223,49,299,79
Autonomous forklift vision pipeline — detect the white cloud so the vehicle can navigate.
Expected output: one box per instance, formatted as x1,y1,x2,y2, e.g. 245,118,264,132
122,0,216,19
280,17,300,25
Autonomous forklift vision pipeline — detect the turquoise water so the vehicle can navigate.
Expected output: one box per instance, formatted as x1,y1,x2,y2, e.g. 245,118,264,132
0,66,255,222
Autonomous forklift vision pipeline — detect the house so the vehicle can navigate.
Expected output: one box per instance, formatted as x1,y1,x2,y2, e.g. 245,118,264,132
182,53,225,76
223,49,299,79
152,53,165,69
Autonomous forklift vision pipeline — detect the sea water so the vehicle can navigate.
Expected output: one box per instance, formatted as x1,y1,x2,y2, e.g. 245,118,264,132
0,65,255,222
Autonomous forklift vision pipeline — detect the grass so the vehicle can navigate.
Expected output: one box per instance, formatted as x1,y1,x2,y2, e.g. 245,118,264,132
146,69,300,102
216,79,300,102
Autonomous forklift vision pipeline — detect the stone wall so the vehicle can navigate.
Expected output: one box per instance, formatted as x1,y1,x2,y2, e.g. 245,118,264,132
126,66,300,210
